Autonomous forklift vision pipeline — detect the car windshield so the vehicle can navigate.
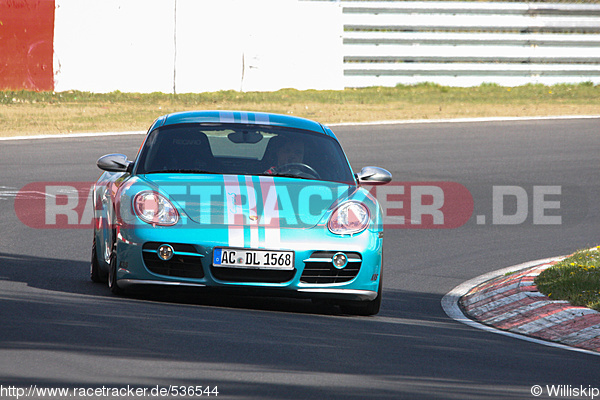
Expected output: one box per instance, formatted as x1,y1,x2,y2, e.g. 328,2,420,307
134,123,355,183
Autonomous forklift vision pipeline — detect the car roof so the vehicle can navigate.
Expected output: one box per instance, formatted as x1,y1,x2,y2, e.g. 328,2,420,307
151,110,334,138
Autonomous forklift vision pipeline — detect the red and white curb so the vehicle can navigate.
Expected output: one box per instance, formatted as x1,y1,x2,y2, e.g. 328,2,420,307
442,257,600,357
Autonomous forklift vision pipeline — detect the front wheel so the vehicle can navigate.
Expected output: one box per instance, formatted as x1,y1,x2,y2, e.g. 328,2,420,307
107,247,123,295
90,236,107,283
339,278,382,316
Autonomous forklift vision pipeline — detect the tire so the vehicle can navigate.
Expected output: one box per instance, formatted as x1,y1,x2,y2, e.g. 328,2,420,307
340,277,382,316
107,246,123,295
90,236,107,283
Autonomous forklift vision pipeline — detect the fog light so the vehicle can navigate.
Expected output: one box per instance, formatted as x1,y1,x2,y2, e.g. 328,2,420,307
332,252,348,269
157,244,174,261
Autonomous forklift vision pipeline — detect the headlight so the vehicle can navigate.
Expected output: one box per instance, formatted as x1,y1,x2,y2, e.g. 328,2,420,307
328,201,370,235
133,191,179,226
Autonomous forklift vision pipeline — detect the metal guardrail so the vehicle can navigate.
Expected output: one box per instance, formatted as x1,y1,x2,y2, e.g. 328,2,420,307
337,1,600,87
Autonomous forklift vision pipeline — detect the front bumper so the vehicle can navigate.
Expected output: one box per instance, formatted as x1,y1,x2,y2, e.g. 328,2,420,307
112,223,383,301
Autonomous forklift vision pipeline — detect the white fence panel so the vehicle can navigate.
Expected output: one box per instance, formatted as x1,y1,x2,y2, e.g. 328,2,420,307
54,0,176,93
339,1,600,87
54,0,600,91
55,0,343,93
345,45,600,63
343,14,600,33
344,32,600,47
175,0,343,93
345,63,600,87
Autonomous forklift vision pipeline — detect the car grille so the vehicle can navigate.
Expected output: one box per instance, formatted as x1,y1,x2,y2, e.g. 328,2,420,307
142,242,205,279
209,266,296,283
300,251,362,284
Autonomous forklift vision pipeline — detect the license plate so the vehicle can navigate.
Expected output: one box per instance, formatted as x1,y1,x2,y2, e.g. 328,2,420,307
213,248,295,270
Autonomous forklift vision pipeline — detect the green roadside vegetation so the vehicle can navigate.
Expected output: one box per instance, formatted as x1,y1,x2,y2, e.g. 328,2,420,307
1,82,599,137
535,247,600,312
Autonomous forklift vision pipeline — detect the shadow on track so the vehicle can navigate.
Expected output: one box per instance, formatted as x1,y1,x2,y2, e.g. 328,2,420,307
2,252,597,400
0,251,377,317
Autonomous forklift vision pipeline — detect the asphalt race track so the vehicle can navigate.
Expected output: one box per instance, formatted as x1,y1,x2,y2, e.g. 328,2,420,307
1,117,599,399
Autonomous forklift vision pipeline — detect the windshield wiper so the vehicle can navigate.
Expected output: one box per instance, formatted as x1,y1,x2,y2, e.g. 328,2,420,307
256,172,315,180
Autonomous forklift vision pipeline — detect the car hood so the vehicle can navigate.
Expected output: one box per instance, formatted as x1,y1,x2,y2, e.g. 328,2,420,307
136,174,360,229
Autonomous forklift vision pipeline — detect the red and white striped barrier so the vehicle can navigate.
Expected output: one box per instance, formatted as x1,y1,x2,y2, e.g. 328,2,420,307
461,262,600,353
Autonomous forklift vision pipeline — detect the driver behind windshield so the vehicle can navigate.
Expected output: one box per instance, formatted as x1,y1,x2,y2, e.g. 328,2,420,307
264,136,305,175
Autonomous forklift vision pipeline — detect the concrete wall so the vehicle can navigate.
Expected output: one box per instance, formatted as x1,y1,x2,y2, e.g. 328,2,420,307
52,0,343,93
0,0,55,91
3,0,599,92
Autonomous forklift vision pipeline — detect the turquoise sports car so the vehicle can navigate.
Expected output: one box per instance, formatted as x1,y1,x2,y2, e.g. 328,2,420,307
91,111,391,315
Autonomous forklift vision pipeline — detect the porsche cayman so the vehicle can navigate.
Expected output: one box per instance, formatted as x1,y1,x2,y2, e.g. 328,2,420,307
91,111,391,315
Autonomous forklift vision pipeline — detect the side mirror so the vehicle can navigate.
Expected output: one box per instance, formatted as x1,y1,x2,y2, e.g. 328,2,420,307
357,166,392,185
97,154,132,172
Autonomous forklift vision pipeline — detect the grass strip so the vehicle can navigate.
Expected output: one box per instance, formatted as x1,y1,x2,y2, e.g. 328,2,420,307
535,247,600,312
1,82,599,137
